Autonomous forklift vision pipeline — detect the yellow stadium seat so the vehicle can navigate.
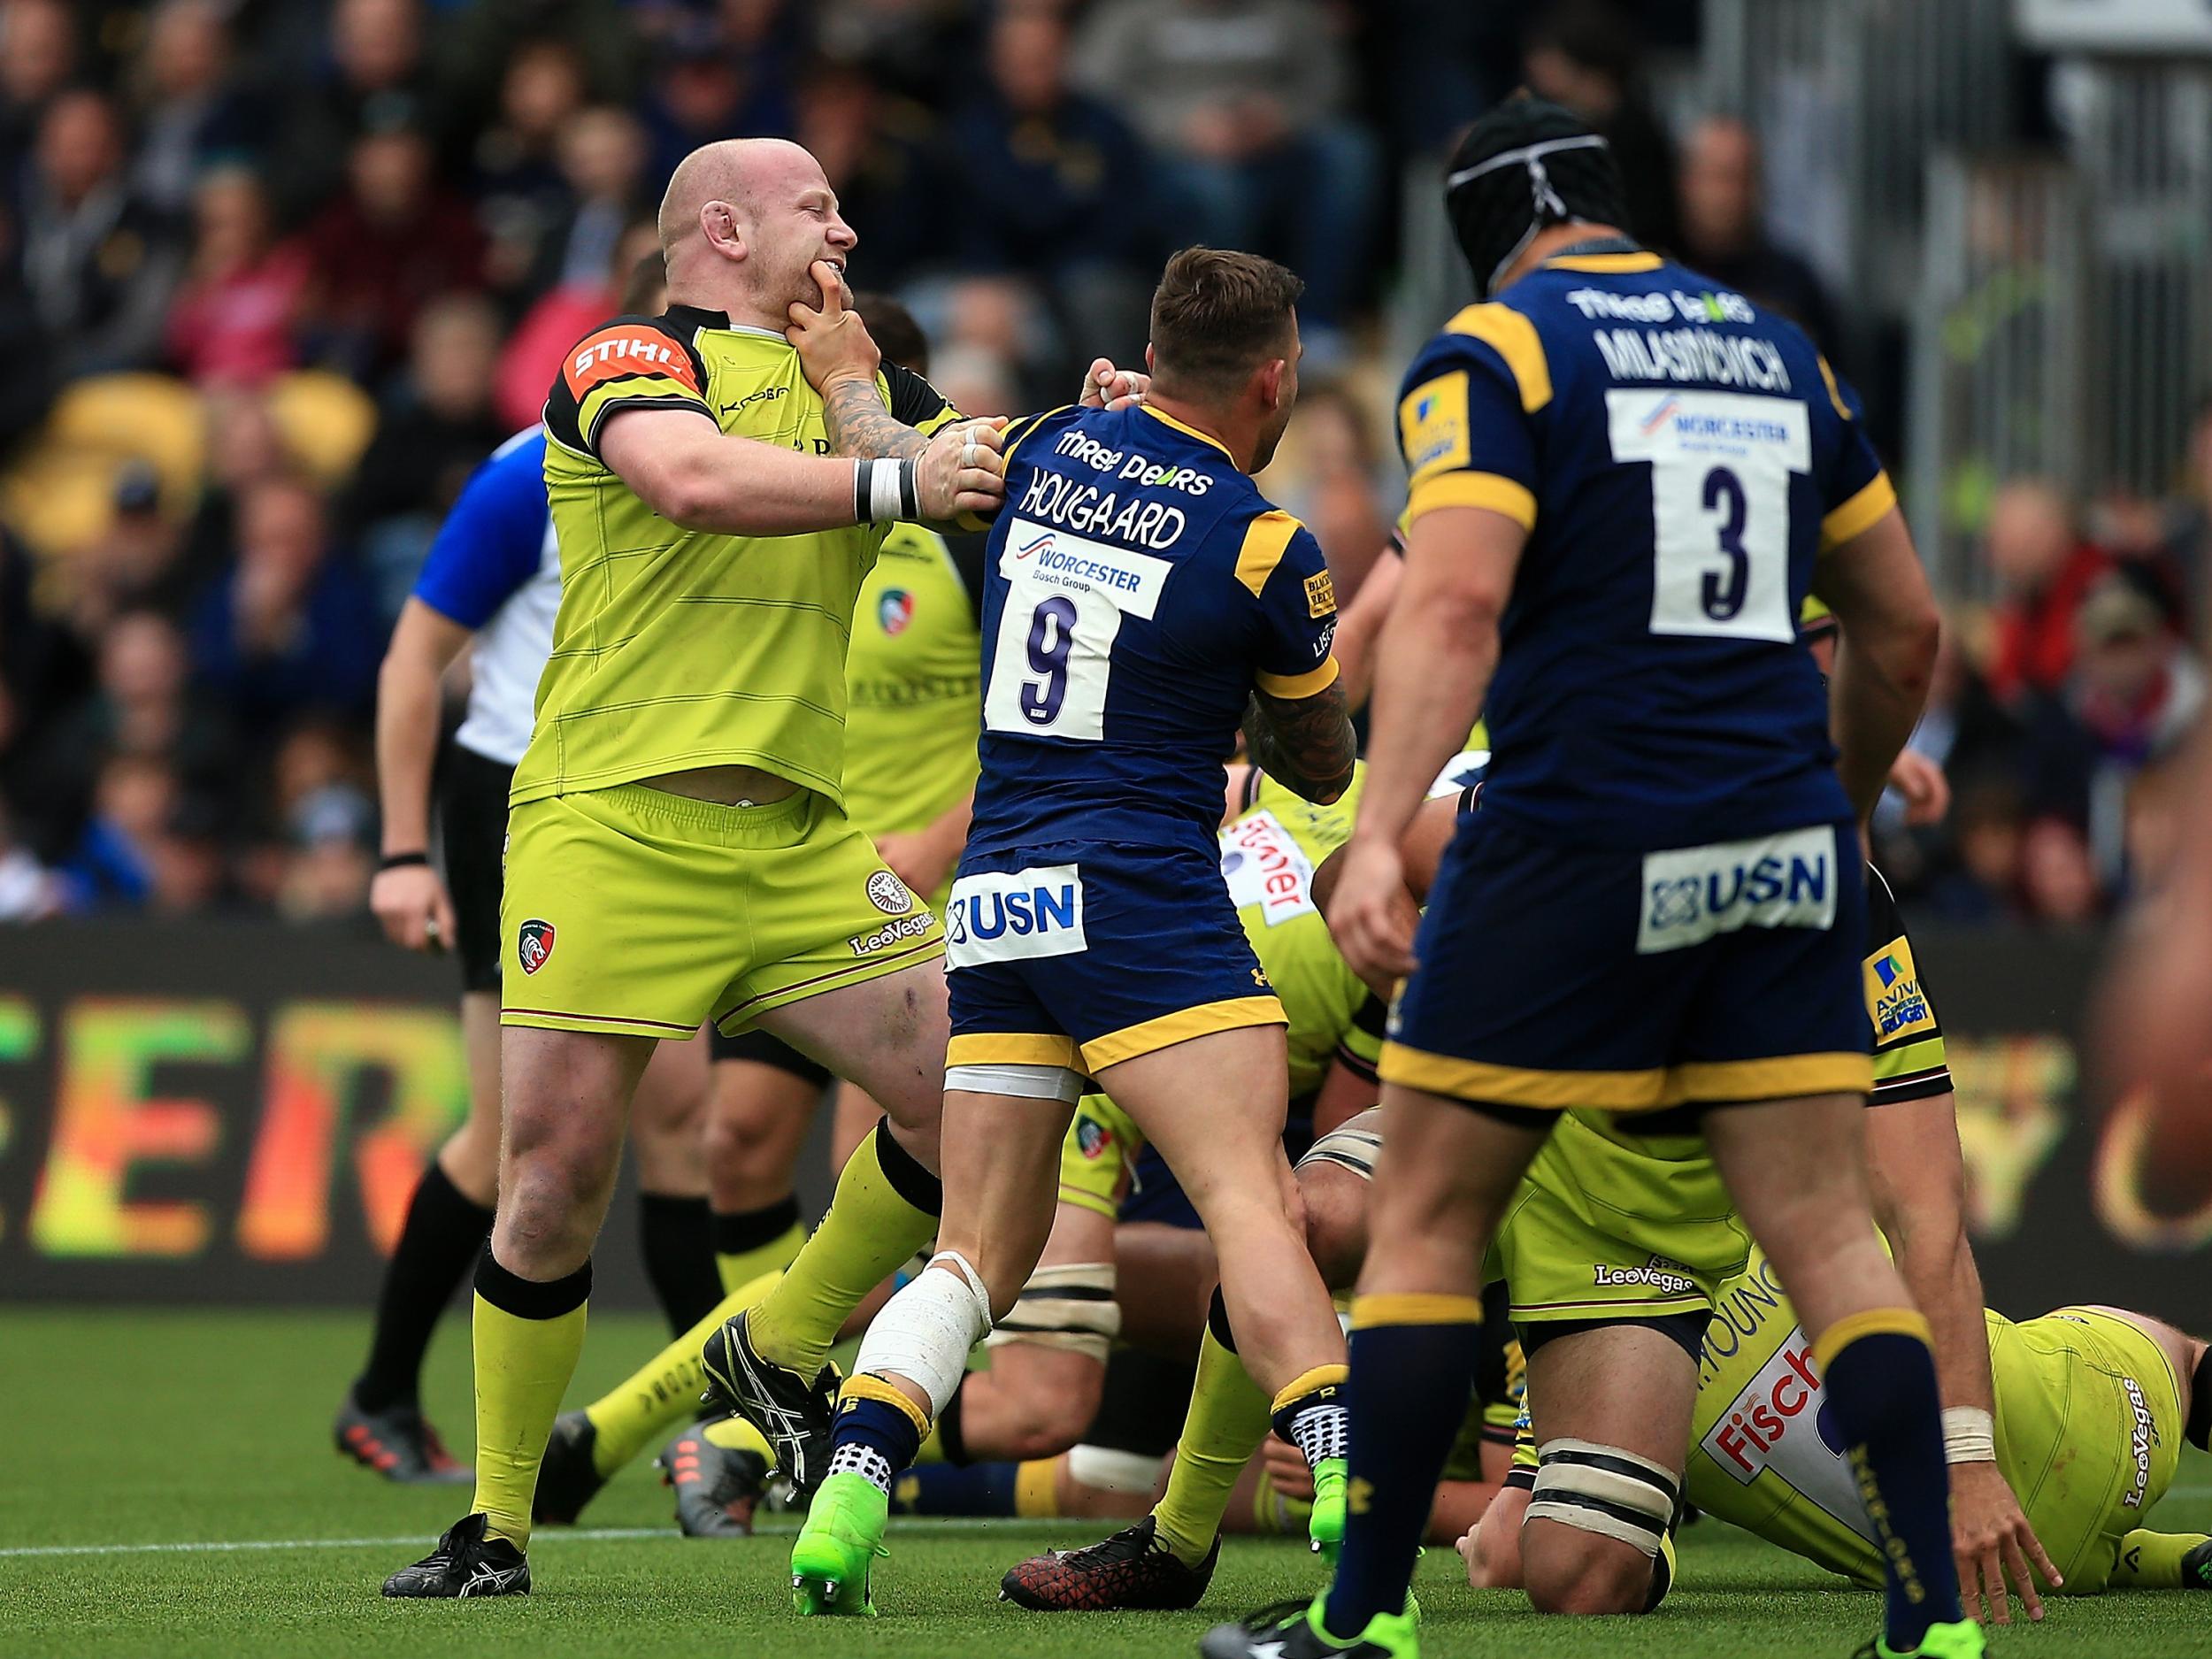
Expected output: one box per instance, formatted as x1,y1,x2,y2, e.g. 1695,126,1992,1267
266,370,379,486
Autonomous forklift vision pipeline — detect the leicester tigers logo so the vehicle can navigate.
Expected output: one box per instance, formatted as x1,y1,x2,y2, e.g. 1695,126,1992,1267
878,588,914,635
518,919,557,975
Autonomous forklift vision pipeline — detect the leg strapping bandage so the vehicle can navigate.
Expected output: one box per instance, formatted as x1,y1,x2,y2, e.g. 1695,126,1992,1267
944,1061,1085,1102
1526,1438,1680,1558
853,1250,995,1417
986,1262,1121,1363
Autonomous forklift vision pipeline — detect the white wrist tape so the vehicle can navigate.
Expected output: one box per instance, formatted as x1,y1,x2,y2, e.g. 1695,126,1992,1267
1941,1405,1995,1463
855,457,919,522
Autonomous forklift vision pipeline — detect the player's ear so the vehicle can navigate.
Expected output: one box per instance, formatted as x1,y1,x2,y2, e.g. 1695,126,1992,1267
1256,356,1287,411
702,200,746,262
1144,342,1156,374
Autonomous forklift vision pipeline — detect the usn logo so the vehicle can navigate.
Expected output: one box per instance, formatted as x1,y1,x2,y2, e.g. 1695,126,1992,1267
517,919,556,975
878,588,914,635
945,864,1086,968
1635,826,1837,956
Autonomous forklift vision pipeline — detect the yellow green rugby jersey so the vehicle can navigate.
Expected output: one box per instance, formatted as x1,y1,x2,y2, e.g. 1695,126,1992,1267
1225,765,1383,1097
842,524,982,839
519,306,964,808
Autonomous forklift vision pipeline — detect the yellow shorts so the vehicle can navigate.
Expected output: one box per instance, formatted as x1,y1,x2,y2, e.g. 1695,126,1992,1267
1990,1306,2186,1593
501,782,943,1039
1056,1095,1144,1220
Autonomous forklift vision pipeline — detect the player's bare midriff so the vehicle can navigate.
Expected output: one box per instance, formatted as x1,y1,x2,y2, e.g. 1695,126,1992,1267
641,764,801,807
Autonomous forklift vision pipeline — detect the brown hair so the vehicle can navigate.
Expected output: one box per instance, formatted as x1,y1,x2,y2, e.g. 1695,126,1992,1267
1148,246,1304,395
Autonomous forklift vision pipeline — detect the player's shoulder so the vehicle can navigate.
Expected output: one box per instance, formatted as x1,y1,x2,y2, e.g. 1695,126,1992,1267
559,311,707,390
1001,402,1081,463
1404,297,1555,416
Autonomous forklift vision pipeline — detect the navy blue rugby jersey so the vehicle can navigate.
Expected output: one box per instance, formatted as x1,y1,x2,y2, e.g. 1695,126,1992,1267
1396,248,1897,849
965,401,1340,856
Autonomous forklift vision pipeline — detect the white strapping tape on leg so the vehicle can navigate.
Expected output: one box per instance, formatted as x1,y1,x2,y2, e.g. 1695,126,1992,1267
853,1249,996,1417
1525,1437,1679,1558
1065,1443,1163,1494
944,1061,1085,1102
985,1262,1120,1363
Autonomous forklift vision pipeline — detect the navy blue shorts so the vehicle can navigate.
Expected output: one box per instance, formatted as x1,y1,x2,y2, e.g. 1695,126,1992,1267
945,840,1286,1077
1382,811,1872,1116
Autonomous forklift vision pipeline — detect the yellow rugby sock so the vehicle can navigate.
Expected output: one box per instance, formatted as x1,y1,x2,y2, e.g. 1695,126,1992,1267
582,1268,781,1474
471,1256,591,1549
2113,1529,2209,1588
744,1119,941,1378
713,1196,805,1294
1151,1319,1272,1567
1014,1457,1061,1517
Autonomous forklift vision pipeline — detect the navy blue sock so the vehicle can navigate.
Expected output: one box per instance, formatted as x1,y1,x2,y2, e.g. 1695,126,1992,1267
1323,1297,1483,1639
826,1382,926,1493
1817,1316,1963,1650
889,1461,1021,1516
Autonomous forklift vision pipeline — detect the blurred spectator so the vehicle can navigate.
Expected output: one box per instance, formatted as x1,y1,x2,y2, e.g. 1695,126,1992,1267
0,202,54,451
2019,815,2101,926
163,168,309,387
1262,379,1390,595
299,120,486,377
188,475,380,729
65,463,195,639
1983,478,2113,703
1524,0,1680,255
528,105,651,297
794,58,941,292
127,0,269,217
18,88,184,377
61,752,175,909
31,607,237,849
0,0,76,180
1074,0,1377,362
638,19,797,191
0,796,61,919
946,0,1154,360
1675,116,1838,356
494,220,660,431
474,39,590,296
349,291,509,611
271,0,446,223
179,389,291,600
257,718,375,919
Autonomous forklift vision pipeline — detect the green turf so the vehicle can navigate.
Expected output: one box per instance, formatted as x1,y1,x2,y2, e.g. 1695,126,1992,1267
2,1308,2206,1657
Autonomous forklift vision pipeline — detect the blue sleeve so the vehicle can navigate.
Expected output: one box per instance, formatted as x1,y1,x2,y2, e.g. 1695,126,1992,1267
1813,355,1895,548
1248,519,1341,698
410,443,549,629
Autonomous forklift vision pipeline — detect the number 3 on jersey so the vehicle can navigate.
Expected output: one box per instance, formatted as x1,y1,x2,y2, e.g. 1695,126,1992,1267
984,522,1174,741
1606,389,1809,644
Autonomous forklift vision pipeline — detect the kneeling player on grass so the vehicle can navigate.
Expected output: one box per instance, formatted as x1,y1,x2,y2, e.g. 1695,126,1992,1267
780,249,1362,1618
1462,1241,2212,1604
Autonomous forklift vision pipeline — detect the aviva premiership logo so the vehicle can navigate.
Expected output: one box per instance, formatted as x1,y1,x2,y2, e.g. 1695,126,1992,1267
1865,942,1935,1041
878,588,914,635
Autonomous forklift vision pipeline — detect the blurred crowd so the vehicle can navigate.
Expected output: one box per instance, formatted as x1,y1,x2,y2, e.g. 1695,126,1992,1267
0,0,2199,932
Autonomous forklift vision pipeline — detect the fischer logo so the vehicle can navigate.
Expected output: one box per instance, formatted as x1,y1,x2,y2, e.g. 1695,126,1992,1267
1218,810,1316,926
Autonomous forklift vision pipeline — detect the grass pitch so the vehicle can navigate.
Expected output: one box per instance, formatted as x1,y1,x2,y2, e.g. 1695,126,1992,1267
3,1308,2207,1658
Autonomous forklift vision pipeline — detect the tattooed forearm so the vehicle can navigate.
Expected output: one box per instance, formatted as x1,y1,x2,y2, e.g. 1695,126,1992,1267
821,378,929,460
1242,683,1357,805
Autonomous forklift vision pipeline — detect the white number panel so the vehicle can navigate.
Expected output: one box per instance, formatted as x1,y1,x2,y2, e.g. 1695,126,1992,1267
984,519,1172,741
1605,389,1809,644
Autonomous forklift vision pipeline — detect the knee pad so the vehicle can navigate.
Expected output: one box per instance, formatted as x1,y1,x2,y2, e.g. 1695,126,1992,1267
944,1061,1086,1102
1525,1438,1681,1560
853,1250,995,1417
1294,1109,1384,1180
986,1262,1121,1364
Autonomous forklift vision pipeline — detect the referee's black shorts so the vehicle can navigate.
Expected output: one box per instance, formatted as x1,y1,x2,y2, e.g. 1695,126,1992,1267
440,742,513,995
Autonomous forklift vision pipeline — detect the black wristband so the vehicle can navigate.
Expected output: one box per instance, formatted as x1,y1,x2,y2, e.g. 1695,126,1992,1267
897,456,920,519
853,458,872,524
379,851,431,872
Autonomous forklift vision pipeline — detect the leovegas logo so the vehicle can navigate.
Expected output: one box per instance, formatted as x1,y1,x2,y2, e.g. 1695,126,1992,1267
565,329,701,397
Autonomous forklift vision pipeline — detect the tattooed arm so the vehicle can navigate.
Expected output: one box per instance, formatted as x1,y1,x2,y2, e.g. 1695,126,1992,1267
820,375,928,459
1242,681,1356,806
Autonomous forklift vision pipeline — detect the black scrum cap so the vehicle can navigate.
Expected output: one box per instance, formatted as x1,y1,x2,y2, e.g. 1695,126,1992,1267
1445,96,1630,296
